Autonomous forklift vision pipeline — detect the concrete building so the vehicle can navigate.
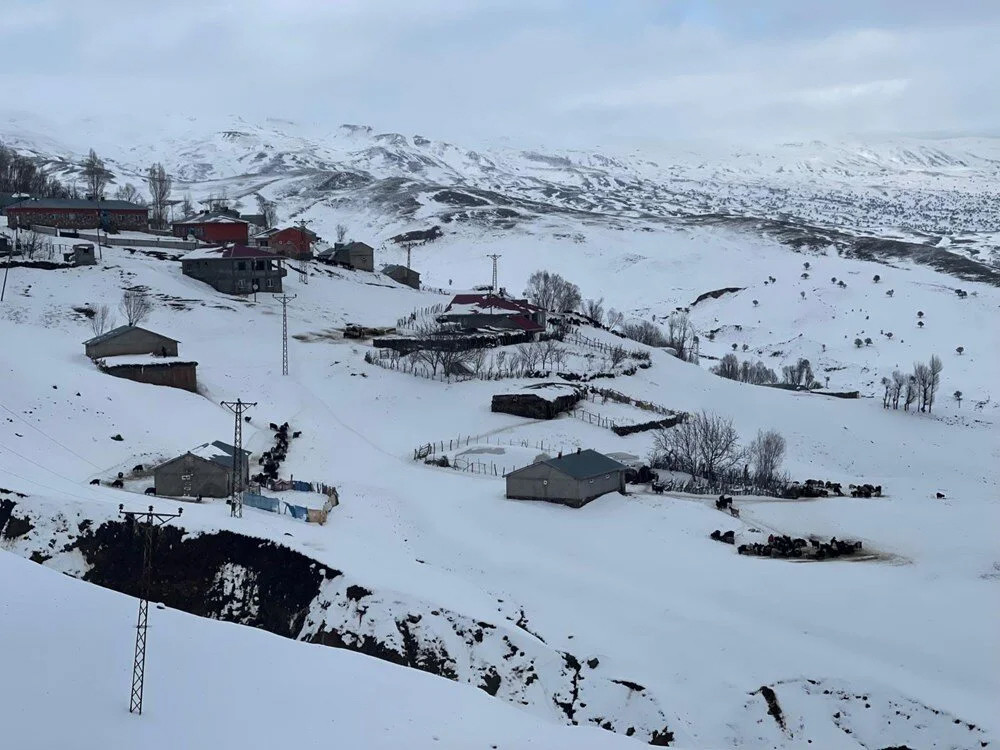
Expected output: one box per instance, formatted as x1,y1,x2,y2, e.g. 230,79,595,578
265,226,317,260
172,212,249,245
4,198,149,231
181,245,287,295
318,241,374,271
62,243,97,266
383,264,420,289
83,326,180,359
504,449,627,508
153,441,251,498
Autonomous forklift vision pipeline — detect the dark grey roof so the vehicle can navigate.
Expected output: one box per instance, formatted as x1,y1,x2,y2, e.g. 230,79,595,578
340,241,373,252
82,325,179,347
541,449,627,480
7,198,147,211
383,264,417,274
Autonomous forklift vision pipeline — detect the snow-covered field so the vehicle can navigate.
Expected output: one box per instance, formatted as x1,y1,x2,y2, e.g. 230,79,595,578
1,116,999,747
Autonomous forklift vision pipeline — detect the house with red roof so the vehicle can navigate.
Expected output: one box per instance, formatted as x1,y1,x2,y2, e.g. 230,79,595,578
181,245,287,295
438,293,546,336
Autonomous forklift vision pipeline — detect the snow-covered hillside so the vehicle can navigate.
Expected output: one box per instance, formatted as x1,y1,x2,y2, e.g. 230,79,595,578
1,207,998,748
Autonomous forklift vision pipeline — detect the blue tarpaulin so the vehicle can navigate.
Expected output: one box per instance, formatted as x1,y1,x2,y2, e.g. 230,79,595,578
291,480,312,492
244,492,280,513
283,502,309,520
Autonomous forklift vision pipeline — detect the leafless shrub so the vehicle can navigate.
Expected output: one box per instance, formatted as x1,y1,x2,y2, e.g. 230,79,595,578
748,429,785,484
90,304,116,336
119,289,152,327
583,297,605,324
652,410,744,482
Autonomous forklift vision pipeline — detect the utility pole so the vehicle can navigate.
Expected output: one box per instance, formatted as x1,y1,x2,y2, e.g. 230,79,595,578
221,398,256,517
274,293,297,375
296,219,310,284
118,503,183,716
486,253,501,314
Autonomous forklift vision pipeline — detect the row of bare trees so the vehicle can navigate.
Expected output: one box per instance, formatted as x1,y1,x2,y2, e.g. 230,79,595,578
89,289,153,336
0,142,68,197
880,355,943,412
651,410,786,487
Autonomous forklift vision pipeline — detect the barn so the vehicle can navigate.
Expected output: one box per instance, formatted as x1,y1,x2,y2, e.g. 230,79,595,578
4,198,149,231
504,449,627,508
262,226,317,260
153,441,251,498
83,326,180,359
172,212,249,245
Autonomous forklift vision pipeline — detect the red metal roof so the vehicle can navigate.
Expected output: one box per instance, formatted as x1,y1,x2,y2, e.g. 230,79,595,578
445,294,541,315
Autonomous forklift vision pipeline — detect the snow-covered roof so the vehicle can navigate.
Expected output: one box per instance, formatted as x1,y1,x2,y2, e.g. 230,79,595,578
99,354,196,367
182,245,283,261
188,440,251,469
82,325,178,347
174,212,248,226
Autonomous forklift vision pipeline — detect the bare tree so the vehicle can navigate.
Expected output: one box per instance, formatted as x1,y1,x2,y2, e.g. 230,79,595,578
90,304,116,336
713,353,740,380
413,347,446,377
515,342,540,373
927,354,943,412
652,411,743,482
524,270,581,312
439,347,473,378
180,194,194,219
146,163,172,229
748,429,785,485
468,346,488,376
621,320,668,347
913,361,931,412
119,289,152,327
335,224,348,244
652,417,700,480
22,230,40,260
81,149,113,199
255,194,277,229
665,312,693,361
606,308,624,331
539,338,564,370
904,374,918,411
608,345,627,368
953,390,963,407
583,297,605,325
114,183,145,205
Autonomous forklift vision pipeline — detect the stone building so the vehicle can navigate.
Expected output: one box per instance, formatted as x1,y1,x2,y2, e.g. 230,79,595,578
318,241,374,271
4,198,149,231
83,326,180,359
383,264,420,289
99,357,198,392
504,449,627,508
153,441,251,498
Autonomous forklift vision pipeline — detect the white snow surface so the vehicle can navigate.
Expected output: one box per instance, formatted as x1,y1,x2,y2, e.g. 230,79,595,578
0,117,998,748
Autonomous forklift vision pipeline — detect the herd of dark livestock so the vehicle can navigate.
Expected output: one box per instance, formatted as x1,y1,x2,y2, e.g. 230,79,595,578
710,529,865,560
251,422,300,485
782,479,883,499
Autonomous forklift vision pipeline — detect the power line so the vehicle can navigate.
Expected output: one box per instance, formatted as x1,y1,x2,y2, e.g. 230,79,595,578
0,402,103,469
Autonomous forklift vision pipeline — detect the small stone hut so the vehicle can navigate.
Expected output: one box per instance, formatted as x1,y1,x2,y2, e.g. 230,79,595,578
84,326,179,359
505,449,627,508
153,441,251,498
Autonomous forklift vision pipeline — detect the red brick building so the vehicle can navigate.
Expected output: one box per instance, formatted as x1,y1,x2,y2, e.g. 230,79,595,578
4,198,149,231
172,212,249,245
255,226,316,260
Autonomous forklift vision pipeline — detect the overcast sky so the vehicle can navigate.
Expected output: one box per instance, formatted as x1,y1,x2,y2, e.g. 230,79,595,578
1,0,997,148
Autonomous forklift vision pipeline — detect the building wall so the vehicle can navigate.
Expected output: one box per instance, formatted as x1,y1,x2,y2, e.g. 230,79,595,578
505,462,624,507
8,207,148,231
103,362,198,392
86,329,179,358
270,228,312,259
182,258,285,294
172,222,249,245
387,267,420,289
154,454,231,498
334,247,374,271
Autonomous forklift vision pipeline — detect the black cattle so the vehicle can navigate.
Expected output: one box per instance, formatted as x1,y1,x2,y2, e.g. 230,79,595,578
292,431,302,439
144,487,156,496
710,530,722,541
729,506,740,518
89,478,100,485
936,492,946,499
715,495,733,510
110,478,124,488
721,530,735,544
269,423,279,431
244,416,251,423
117,471,124,479
651,481,665,494
132,464,144,473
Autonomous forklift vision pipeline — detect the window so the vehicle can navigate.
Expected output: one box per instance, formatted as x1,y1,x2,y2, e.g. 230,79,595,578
236,279,248,290
237,261,247,271
254,260,266,270
265,278,274,289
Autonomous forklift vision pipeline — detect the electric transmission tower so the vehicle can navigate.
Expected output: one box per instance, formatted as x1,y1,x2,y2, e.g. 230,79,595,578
487,254,501,294
221,398,256,517
274,294,296,375
118,502,183,716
